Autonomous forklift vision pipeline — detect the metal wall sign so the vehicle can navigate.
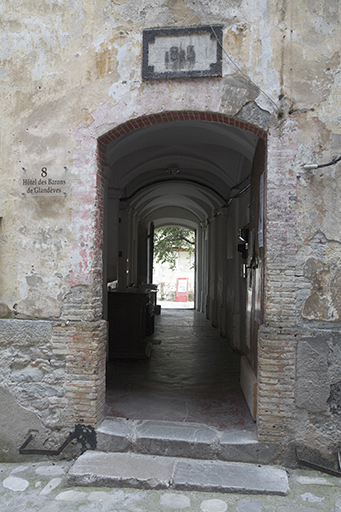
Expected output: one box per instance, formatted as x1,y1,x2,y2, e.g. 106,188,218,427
142,26,223,80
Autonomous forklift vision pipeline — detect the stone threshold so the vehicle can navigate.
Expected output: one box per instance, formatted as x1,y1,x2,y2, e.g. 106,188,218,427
68,451,289,495
96,418,279,465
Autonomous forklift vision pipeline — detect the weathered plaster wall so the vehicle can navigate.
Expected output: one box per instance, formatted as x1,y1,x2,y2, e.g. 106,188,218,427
257,0,341,459
0,0,341,462
1,0,282,317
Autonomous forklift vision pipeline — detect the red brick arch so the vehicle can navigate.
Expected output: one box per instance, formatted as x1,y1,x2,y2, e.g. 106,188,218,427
98,110,266,153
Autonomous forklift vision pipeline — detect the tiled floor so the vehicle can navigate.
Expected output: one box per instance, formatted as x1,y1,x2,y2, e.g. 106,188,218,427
106,309,255,432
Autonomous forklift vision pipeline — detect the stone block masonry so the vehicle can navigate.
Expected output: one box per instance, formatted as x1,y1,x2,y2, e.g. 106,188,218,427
0,319,64,427
0,316,107,460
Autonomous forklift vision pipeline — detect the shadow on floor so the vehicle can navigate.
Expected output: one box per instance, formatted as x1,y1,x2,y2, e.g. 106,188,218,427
106,309,255,432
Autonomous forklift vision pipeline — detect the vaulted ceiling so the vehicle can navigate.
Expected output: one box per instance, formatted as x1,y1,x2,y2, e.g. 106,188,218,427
105,120,259,227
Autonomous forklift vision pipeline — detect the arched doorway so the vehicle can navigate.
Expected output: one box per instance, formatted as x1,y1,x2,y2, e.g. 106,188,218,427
96,111,266,430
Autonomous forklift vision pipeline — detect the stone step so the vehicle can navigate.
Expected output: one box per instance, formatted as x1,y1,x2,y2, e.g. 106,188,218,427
68,451,289,495
96,418,279,464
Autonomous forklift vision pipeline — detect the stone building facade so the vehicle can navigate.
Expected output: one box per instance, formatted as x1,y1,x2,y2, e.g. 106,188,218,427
1,0,341,463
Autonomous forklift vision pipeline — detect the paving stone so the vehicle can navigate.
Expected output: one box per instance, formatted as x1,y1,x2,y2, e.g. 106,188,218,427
68,451,176,489
160,492,191,508
35,464,66,476
123,493,142,505
39,506,61,512
111,490,126,501
200,498,227,512
277,506,318,512
55,490,86,501
335,495,341,512
40,477,62,495
136,420,218,459
68,451,290,496
3,495,29,512
11,465,29,474
87,490,113,502
96,418,135,452
173,460,289,495
2,475,29,491
296,475,333,486
300,492,325,502
237,498,264,511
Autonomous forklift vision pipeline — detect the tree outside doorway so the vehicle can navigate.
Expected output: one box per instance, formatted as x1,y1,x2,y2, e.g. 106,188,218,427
153,226,195,306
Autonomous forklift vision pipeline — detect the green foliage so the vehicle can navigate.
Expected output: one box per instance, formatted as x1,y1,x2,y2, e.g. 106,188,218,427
154,226,195,269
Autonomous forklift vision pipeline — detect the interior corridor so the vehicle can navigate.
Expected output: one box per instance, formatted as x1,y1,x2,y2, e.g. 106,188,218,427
106,309,255,433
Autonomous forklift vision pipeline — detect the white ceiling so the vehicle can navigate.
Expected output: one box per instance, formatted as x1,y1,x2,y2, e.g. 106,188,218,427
106,120,259,226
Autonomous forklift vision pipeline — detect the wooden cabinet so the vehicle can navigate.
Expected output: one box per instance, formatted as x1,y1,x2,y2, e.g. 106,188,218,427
108,289,155,359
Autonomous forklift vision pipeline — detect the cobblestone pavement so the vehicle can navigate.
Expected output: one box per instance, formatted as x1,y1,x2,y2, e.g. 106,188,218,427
1,460,341,511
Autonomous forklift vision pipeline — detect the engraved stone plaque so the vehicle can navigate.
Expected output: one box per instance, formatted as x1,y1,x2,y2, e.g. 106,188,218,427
142,26,223,80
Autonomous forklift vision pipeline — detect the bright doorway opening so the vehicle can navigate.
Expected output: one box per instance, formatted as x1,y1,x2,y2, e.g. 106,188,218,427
153,226,195,309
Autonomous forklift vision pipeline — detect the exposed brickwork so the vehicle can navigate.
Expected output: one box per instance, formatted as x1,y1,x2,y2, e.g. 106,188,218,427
257,326,299,441
60,285,102,322
97,111,266,149
53,320,107,427
94,146,105,299
255,123,303,442
264,123,299,329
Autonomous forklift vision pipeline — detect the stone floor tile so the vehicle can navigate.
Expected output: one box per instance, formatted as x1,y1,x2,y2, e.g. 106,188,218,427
68,451,176,489
173,460,289,495
55,490,86,501
300,491,325,502
160,492,191,508
200,498,228,512
237,498,264,511
296,475,334,486
3,475,29,491
87,490,113,502
39,477,62,495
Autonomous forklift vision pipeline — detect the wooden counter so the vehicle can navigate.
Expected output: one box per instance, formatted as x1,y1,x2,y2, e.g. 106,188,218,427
108,289,156,359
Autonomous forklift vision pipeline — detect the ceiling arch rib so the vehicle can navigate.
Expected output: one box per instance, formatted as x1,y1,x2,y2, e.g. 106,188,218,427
118,153,235,192
128,181,224,221
145,207,200,230
118,177,228,205
138,201,206,224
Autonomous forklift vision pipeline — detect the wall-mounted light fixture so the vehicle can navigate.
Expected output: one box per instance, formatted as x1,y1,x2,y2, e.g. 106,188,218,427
238,228,249,244
237,227,249,263
166,165,180,175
